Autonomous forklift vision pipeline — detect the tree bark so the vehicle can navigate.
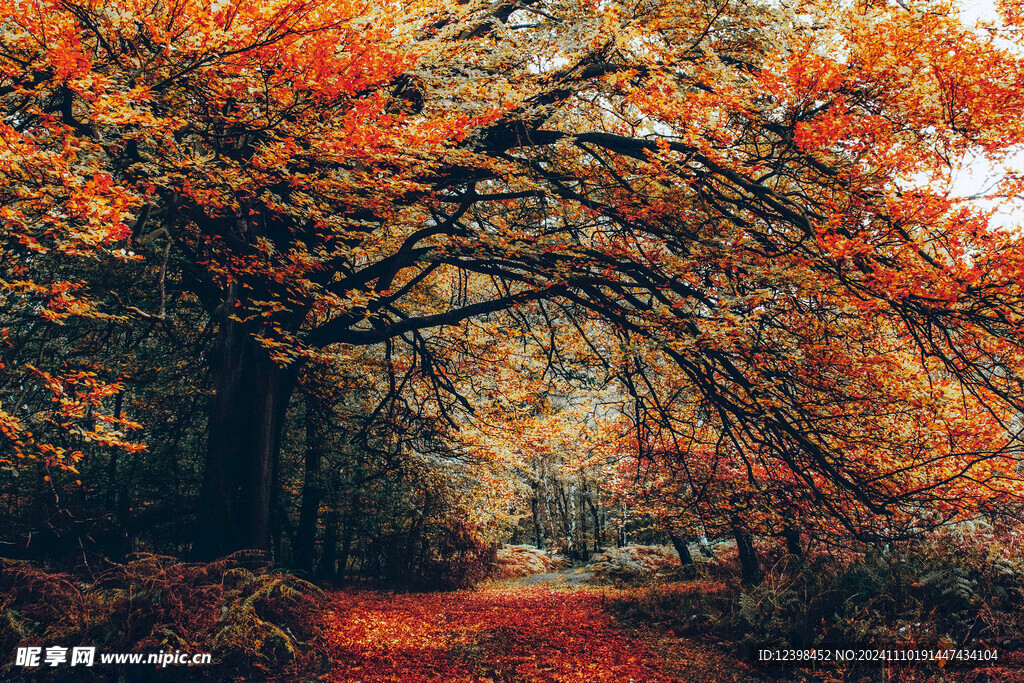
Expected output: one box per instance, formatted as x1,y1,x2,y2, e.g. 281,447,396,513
783,524,802,558
295,396,326,574
193,309,297,560
586,490,601,552
319,507,340,581
669,531,693,566
530,487,544,549
732,523,762,585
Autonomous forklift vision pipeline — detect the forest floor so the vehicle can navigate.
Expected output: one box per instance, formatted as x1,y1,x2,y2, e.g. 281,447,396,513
319,570,1024,682
322,572,761,682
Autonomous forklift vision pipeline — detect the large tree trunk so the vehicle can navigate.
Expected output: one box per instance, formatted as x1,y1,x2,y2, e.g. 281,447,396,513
193,310,297,560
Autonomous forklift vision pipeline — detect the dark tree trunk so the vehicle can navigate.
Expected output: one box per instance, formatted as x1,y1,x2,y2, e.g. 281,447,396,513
336,520,354,583
669,531,693,566
618,504,628,548
319,508,339,581
104,393,131,559
783,524,802,557
275,502,297,563
578,483,588,558
295,396,326,574
586,491,601,552
556,484,573,557
328,497,357,583
733,523,762,585
530,488,544,550
193,310,297,560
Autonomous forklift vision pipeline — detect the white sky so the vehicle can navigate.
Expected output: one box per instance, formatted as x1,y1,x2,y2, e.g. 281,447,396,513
959,0,998,23
948,0,1024,228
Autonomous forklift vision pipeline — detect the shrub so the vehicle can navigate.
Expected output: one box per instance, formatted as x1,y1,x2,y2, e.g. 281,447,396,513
409,526,498,591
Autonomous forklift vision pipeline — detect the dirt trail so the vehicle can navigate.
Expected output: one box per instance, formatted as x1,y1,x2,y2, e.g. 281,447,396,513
323,583,759,682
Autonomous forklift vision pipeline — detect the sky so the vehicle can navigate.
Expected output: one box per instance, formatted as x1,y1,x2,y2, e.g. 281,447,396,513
947,0,1024,227
959,0,998,23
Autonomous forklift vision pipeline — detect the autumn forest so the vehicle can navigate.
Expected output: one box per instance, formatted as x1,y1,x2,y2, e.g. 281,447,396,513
3,0,1024,679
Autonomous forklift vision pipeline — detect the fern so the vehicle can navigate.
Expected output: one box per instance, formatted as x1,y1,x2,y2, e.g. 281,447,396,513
0,554,328,680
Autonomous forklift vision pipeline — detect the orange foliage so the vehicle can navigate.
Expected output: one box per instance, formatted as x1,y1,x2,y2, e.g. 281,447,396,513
492,545,556,581
6,0,1024,556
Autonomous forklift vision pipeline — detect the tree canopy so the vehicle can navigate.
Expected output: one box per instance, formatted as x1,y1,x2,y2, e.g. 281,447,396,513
3,0,1024,565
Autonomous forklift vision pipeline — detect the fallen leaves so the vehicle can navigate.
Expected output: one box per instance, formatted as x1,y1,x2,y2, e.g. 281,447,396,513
321,581,771,681
324,585,682,681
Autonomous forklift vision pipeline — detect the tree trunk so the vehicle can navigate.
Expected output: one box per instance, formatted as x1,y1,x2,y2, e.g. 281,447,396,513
336,521,354,582
329,495,358,583
531,488,544,550
732,523,761,585
542,485,558,550
577,481,588,558
556,484,573,557
618,504,628,548
193,311,297,560
586,490,601,552
295,396,326,574
669,531,693,566
783,524,802,558
319,507,340,582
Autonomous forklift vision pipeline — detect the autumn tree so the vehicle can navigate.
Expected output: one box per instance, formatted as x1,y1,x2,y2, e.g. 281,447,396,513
5,0,1024,563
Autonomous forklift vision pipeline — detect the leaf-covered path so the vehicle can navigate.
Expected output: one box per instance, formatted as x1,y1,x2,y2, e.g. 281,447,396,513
323,584,757,682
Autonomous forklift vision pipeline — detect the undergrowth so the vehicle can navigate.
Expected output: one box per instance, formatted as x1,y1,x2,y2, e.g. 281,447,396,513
608,529,1024,679
0,551,328,681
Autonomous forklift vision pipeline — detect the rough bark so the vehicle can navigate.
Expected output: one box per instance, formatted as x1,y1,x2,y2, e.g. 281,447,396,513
669,532,694,566
733,523,762,585
586,492,601,552
783,524,802,558
531,486,544,549
295,396,326,574
319,508,340,582
193,308,297,560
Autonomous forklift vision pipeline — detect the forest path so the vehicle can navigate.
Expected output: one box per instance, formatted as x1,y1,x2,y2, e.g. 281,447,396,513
515,566,593,586
322,583,759,682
